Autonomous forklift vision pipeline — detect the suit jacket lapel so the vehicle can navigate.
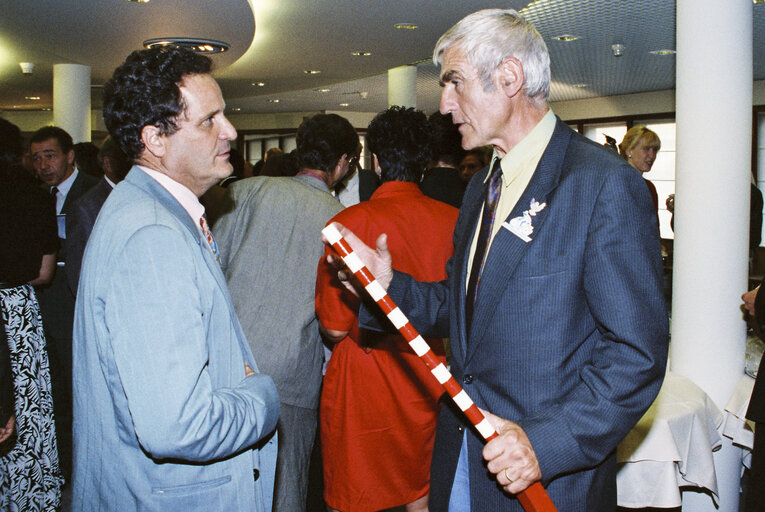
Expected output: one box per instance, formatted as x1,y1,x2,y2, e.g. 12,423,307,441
452,168,488,362
126,168,258,368
465,119,572,363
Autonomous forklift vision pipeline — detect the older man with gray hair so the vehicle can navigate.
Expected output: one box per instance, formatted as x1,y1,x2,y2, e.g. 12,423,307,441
333,8,668,511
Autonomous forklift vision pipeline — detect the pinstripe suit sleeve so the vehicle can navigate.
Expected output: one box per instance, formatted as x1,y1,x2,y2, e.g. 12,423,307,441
519,168,668,481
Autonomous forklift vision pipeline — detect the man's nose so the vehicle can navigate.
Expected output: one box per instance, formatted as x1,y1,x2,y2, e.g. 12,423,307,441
439,88,455,115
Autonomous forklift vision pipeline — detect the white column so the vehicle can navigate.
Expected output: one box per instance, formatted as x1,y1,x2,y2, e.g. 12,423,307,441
388,65,417,108
671,1,752,511
53,64,91,143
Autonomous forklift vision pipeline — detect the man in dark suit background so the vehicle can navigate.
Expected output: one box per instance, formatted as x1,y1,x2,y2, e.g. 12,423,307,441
65,136,131,294
420,112,466,208
30,125,98,480
331,8,668,511
741,284,765,512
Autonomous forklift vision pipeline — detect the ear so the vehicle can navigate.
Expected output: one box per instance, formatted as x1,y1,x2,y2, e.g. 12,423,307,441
66,149,75,166
140,125,166,159
327,153,348,186
496,57,524,100
372,154,381,173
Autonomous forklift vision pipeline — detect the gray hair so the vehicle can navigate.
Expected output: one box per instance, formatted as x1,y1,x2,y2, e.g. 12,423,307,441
433,9,550,102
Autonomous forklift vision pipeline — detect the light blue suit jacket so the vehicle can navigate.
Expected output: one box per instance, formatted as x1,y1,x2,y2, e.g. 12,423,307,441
72,167,279,511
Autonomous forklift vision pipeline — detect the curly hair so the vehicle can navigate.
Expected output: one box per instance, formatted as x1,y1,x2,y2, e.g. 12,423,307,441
102,47,212,163
366,106,434,183
296,114,358,172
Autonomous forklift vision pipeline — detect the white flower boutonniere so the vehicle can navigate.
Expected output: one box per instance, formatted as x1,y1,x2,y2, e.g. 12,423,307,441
502,198,546,242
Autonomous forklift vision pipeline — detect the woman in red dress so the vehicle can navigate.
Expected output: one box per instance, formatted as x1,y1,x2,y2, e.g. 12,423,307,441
316,106,459,512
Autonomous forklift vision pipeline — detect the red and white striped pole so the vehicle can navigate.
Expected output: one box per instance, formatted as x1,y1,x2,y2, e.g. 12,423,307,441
322,223,556,512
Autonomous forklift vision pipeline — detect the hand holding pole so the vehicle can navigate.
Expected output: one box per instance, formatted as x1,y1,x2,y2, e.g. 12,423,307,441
322,223,556,512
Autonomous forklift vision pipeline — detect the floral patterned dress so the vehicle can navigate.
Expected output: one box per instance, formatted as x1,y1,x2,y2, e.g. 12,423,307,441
0,284,62,511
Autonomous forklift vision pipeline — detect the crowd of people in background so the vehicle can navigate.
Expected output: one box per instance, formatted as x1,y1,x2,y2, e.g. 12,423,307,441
3,6,762,512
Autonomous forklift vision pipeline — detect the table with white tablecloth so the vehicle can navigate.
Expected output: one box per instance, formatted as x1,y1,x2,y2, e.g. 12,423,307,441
616,372,723,508
616,369,758,509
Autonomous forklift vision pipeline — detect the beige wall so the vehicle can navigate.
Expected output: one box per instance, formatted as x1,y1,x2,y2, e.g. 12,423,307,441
1,109,106,134
5,80,765,134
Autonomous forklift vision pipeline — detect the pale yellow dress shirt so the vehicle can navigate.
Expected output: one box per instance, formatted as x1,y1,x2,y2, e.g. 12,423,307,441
466,109,557,286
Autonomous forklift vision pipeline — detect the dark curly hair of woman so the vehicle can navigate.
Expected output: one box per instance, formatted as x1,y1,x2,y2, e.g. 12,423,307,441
366,106,434,183
102,47,212,163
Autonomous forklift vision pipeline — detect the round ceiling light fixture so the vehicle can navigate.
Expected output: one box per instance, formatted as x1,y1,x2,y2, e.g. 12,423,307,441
143,38,230,54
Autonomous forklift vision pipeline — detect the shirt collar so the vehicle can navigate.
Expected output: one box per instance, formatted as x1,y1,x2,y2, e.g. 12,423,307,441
137,165,205,232
485,109,557,188
55,167,79,197
104,175,117,189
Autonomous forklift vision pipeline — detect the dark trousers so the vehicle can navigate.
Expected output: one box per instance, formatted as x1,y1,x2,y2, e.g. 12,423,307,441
746,423,765,512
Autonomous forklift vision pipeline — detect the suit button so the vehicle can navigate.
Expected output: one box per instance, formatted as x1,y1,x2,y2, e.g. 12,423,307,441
463,374,473,384
253,469,260,481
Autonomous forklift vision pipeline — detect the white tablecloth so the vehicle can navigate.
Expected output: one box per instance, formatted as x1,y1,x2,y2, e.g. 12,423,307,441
616,372,722,508
719,374,755,469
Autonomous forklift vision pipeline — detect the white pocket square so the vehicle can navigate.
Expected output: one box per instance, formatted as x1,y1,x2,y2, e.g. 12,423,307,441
502,199,546,243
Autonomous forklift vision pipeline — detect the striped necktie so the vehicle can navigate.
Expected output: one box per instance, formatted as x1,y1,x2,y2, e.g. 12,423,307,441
199,214,221,266
466,158,502,328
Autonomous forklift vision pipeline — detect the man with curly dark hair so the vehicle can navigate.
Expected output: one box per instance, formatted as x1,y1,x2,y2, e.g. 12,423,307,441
71,46,279,511
214,113,358,512
316,106,459,512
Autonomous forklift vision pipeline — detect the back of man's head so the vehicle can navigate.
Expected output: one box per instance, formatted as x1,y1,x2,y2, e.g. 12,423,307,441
30,125,74,155
0,118,23,169
367,106,434,183
433,8,550,103
428,112,465,168
102,46,212,164
99,136,132,182
296,114,358,172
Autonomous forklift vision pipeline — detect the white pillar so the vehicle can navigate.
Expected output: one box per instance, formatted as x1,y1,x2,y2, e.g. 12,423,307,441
671,1,752,510
53,64,91,143
388,65,417,108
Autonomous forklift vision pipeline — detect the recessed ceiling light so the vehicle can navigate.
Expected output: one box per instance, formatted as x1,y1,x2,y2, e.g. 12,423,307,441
143,38,229,54
25,96,40,100
303,70,321,75
251,82,265,87
649,49,677,56
41,107,52,111
314,88,331,93
572,83,588,88
394,23,418,30
351,51,372,57
552,34,580,42
339,103,349,107
269,99,280,103
124,0,150,3
232,107,241,112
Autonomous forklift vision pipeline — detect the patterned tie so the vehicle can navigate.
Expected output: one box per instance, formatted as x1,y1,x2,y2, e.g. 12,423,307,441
199,214,221,266
466,158,502,328
50,186,59,197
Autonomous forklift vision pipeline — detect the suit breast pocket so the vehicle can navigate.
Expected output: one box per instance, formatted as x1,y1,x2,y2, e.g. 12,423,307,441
513,257,572,279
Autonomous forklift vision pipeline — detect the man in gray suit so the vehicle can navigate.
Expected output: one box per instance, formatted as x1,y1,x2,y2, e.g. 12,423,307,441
72,47,279,511
31,125,99,479
214,113,359,512
65,136,131,294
